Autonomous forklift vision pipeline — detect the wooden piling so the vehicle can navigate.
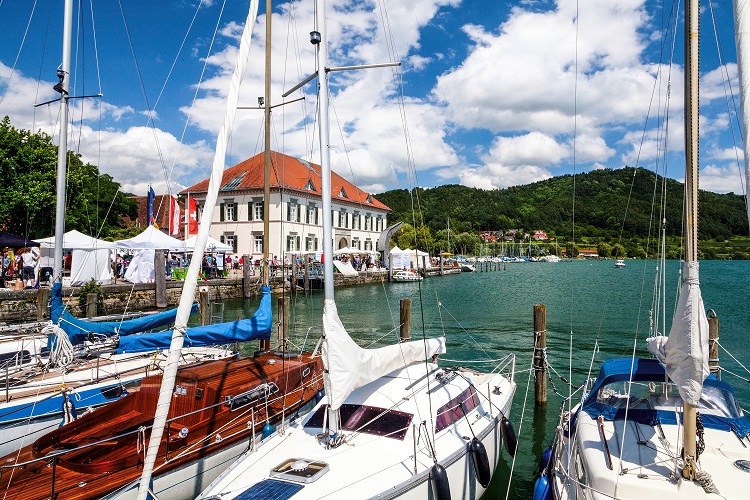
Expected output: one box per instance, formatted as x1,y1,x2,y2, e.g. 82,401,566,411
439,255,444,276
708,311,719,377
304,256,310,291
86,293,97,318
199,289,210,326
242,254,253,299
278,296,289,350
400,298,411,342
36,287,50,321
154,250,167,308
291,258,297,297
534,304,547,405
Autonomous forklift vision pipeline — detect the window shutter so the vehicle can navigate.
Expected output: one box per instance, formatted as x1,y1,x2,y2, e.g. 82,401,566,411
220,235,225,243
315,208,319,225
296,236,300,250
220,203,225,222
248,202,253,220
287,203,291,221
233,239,238,253
296,206,301,223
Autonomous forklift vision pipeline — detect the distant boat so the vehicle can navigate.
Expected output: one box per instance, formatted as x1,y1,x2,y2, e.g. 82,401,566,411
392,269,423,281
460,263,476,272
614,259,626,268
541,255,560,263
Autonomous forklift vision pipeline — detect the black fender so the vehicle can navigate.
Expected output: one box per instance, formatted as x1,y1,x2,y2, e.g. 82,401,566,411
469,437,491,487
501,417,517,457
430,463,451,500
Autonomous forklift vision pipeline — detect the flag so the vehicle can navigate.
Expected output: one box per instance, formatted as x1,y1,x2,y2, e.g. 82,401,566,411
188,196,199,235
147,186,155,226
169,196,181,235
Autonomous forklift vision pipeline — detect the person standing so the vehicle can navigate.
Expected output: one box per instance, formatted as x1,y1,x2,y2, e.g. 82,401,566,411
21,247,39,288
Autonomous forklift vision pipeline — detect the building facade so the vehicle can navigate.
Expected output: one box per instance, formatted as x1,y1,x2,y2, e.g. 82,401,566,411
181,151,390,261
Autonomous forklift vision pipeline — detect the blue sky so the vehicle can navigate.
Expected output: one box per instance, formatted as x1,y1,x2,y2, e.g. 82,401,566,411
0,0,745,198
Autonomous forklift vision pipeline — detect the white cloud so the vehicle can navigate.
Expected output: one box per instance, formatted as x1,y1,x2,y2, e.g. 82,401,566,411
700,164,746,194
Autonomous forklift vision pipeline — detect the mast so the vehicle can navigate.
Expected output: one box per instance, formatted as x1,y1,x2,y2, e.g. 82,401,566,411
682,0,700,479
135,3,261,498
260,0,272,352
53,0,74,283
733,0,750,231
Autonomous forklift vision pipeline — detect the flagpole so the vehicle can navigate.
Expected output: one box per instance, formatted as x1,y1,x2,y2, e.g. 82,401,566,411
185,192,189,240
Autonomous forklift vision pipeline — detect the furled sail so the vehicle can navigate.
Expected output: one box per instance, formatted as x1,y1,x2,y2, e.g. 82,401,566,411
322,299,446,411
117,286,272,353
647,261,709,405
49,282,197,345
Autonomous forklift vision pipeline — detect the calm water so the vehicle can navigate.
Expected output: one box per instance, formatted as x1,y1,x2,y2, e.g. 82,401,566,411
218,260,750,500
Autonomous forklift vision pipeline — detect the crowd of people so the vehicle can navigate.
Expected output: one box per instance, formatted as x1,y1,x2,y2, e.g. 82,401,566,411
1,247,41,289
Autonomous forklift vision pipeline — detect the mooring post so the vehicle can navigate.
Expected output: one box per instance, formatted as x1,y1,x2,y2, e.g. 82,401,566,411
199,289,210,326
388,258,394,282
242,254,253,299
534,304,547,405
708,310,719,377
400,298,411,342
278,296,289,350
154,250,167,308
86,293,97,318
440,255,444,276
290,258,297,297
36,287,50,321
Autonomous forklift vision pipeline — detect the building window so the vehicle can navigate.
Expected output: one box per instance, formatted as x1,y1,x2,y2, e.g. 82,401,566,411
339,210,348,229
223,233,237,253
288,202,300,222
286,234,301,252
307,204,318,224
376,217,383,232
254,235,263,253
365,239,372,251
314,237,319,251
352,238,360,250
352,211,360,230
364,215,371,231
253,202,264,221
306,235,314,251
220,202,237,222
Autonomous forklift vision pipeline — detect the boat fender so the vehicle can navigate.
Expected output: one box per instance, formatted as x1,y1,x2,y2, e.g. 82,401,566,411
532,474,552,500
469,438,492,488
501,417,517,457
316,388,325,403
262,421,274,439
430,463,451,500
539,444,553,474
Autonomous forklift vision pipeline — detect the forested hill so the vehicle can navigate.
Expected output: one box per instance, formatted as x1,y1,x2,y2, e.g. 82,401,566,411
375,167,748,241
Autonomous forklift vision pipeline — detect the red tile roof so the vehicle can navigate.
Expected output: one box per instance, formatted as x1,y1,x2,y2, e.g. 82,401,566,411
181,151,390,212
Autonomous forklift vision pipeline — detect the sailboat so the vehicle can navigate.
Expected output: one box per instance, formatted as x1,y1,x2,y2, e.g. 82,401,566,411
198,3,517,499
533,1,750,499
0,2,325,498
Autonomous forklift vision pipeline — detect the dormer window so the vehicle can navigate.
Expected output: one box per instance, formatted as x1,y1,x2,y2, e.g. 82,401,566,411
365,194,373,204
304,179,317,191
338,187,348,198
221,173,245,191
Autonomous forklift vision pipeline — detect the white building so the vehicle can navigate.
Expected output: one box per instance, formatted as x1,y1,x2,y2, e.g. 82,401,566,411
181,151,391,262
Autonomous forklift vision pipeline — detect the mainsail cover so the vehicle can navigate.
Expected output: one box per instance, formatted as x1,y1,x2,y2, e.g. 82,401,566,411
50,282,197,345
117,286,272,353
647,261,709,405
322,299,446,411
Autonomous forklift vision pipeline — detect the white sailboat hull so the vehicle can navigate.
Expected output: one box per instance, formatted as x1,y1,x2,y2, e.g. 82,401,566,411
199,362,516,500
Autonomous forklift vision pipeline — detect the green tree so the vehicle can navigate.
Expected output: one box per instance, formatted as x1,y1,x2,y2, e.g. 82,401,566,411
0,117,137,238
597,241,612,258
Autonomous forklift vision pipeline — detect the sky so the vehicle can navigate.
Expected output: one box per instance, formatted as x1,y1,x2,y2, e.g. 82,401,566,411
0,0,746,199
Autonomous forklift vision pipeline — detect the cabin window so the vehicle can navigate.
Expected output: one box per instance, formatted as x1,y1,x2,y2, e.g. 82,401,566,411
305,404,413,440
435,386,480,432
229,382,279,411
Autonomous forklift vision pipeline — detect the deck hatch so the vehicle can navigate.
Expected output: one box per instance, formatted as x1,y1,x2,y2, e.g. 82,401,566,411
233,479,304,499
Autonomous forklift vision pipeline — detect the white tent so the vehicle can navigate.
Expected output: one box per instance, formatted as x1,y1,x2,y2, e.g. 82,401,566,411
36,230,115,285
123,249,155,284
389,246,410,270
115,226,186,251
333,246,366,255
183,235,232,253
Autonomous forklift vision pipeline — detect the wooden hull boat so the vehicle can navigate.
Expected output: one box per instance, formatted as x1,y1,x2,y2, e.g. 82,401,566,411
0,352,324,500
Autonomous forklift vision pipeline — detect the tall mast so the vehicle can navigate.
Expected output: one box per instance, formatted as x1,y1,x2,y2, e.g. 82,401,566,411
733,0,750,231
263,0,272,289
682,0,700,479
53,0,74,283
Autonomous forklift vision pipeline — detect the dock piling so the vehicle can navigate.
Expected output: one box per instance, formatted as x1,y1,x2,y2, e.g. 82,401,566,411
534,304,547,405
400,298,411,342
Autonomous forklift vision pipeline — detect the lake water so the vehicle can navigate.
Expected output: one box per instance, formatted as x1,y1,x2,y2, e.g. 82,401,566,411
217,259,750,499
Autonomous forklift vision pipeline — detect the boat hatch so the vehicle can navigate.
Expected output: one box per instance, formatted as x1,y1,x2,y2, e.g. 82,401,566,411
228,383,279,411
734,460,750,473
305,404,413,440
270,458,330,484
227,479,305,500
435,386,479,432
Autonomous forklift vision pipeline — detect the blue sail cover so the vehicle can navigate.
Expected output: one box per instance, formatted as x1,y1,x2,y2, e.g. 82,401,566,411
581,357,750,438
50,282,197,345
116,286,273,353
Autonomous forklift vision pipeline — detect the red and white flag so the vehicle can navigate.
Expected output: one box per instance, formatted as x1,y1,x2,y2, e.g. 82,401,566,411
188,196,199,235
169,196,181,235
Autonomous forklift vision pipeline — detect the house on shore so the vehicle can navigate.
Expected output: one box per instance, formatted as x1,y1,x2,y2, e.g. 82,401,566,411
181,151,391,261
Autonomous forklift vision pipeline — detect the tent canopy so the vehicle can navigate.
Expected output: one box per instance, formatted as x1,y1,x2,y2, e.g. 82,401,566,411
116,226,186,251
0,232,40,248
36,230,115,249
184,235,232,253
333,246,370,256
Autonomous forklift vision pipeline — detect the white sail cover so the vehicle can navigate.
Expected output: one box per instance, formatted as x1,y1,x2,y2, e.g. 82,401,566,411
322,299,446,411
647,261,709,405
